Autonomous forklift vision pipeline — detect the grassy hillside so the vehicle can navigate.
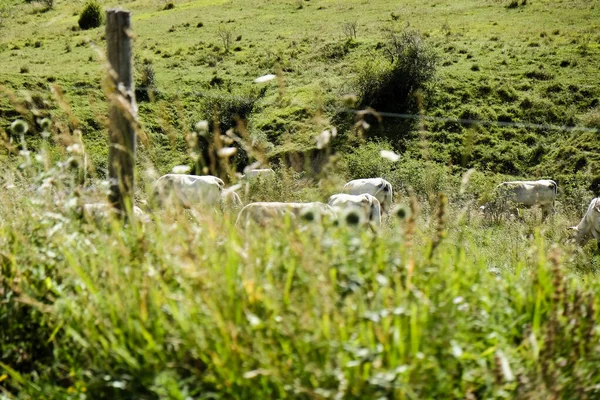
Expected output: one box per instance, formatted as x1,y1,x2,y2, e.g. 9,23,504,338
0,0,599,194
2,1,600,397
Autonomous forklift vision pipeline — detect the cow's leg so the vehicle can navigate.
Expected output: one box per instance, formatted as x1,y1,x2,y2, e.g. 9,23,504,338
541,206,549,221
510,207,521,221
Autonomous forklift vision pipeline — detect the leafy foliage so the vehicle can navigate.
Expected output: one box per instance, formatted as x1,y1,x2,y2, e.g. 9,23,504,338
356,29,438,112
78,0,103,30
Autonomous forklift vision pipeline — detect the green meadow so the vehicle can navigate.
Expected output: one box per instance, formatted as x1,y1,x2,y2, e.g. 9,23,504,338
1,0,600,398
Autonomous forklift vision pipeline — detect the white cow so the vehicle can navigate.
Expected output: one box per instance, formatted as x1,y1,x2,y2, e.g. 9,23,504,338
327,193,382,227
570,197,600,250
222,187,243,211
481,179,557,220
83,203,147,221
343,178,393,214
243,168,275,180
236,202,335,228
153,174,224,211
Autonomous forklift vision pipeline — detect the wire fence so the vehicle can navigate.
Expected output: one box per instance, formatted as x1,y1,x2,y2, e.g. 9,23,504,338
1,73,598,134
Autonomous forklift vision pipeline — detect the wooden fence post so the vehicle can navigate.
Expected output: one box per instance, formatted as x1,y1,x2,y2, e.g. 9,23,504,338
106,9,136,216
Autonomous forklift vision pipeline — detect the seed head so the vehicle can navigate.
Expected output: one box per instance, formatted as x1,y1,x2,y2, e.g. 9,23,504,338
393,204,410,220
11,119,28,135
38,117,51,130
345,210,361,226
301,210,315,222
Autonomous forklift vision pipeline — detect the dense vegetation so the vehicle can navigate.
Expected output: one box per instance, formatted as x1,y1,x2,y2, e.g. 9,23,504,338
2,126,600,398
1,0,600,397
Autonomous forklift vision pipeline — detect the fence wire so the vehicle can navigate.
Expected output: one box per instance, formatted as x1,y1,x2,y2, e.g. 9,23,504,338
1,74,598,134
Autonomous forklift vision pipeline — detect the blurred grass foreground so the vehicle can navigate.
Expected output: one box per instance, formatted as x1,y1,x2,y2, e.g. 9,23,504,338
1,87,600,399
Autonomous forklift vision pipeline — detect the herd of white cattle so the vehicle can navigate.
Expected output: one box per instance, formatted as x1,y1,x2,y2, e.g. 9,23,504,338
84,170,600,250
150,173,393,229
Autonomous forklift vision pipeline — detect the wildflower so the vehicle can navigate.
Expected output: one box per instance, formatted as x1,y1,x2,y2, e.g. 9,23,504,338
316,130,332,149
195,120,209,132
11,119,28,135
380,150,400,162
218,147,237,158
253,74,276,83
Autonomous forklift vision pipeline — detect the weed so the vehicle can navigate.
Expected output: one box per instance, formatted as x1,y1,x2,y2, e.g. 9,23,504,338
524,69,554,81
217,26,234,53
343,21,358,40
135,60,160,102
163,1,175,10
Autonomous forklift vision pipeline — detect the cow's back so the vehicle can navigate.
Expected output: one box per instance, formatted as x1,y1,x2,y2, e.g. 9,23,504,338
497,180,557,206
236,201,333,227
343,178,392,212
154,174,223,208
328,193,381,225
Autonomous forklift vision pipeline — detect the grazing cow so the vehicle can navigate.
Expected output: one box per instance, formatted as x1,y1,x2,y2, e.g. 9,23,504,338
343,178,393,214
480,179,557,220
243,168,275,180
83,203,147,221
222,187,243,211
569,197,600,250
236,201,335,228
153,174,224,211
327,193,382,227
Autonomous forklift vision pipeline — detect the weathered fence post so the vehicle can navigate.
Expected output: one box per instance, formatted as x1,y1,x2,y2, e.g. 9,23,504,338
106,8,136,216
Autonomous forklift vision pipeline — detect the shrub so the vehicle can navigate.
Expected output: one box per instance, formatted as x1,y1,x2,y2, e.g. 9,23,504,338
78,0,103,30
320,40,352,60
202,89,260,133
217,26,234,53
343,141,395,180
135,60,160,102
163,1,175,10
581,106,600,129
524,69,554,81
342,21,358,40
356,29,438,112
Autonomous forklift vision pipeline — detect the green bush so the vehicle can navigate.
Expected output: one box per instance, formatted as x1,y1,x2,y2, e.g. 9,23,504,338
343,140,395,180
78,0,103,31
202,89,261,133
135,60,160,102
355,29,438,112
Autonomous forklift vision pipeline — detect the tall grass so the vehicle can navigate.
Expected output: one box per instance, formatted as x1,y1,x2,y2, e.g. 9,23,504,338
1,73,599,399
1,133,599,398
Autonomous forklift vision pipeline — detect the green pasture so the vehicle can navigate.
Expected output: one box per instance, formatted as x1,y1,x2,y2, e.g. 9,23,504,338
0,0,599,185
1,0,600,397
